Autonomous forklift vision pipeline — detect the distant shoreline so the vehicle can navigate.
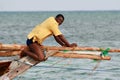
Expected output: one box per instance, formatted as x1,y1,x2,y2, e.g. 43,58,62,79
0,10,120,13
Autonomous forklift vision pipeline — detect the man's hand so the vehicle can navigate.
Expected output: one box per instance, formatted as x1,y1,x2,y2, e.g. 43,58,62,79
70,43,77,47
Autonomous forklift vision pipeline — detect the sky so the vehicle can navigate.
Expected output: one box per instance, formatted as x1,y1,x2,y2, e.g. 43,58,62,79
0,0,120,11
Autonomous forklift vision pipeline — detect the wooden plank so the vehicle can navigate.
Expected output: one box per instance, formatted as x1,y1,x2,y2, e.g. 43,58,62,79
0,50,101,57
52,52,111,60
0,51,56,80
44,46,120,53
0,43,25,51
59,50,101,55
0,43,120,52
46,50,111,60
0,56,39,80
0,51,21,57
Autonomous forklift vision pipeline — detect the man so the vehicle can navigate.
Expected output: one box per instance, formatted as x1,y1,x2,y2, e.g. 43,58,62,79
21,14,77,61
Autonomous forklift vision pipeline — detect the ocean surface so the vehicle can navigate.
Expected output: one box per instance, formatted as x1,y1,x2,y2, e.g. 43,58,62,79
0,11,120,80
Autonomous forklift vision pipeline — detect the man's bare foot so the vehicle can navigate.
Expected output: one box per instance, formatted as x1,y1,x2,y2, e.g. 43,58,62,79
20,49,27,58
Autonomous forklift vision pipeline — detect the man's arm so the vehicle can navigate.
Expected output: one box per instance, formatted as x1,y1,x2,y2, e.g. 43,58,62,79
53,35,65,46
54,34,77,47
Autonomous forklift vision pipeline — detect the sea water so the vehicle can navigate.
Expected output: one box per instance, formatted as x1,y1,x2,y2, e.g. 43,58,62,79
0,11,120,80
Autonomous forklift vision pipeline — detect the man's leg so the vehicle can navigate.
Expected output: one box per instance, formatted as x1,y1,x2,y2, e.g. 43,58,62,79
23,43,45,61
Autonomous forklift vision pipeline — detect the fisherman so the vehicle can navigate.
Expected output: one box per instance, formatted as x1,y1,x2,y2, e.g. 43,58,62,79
21,14,77,61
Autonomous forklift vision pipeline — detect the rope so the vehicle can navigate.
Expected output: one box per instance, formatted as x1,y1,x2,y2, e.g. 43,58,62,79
50,47,76,67
89,60,101,75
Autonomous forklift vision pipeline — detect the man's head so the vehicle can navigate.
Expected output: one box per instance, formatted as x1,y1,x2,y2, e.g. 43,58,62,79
55,14,64,25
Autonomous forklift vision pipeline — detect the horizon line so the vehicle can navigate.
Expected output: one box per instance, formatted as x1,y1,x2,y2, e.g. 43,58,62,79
0,10,120,12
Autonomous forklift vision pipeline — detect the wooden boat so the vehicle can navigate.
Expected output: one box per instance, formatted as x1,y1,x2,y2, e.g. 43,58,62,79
0,43,112,79
0,49,111,79
0,56,39,80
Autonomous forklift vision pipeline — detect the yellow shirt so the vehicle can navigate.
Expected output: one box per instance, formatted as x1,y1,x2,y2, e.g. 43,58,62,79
27,17,62,44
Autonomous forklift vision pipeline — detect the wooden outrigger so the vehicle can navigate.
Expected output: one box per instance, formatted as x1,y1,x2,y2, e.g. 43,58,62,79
0,51,111,79
0,43,113,79
0,43,119,57
0,43,120,52
0,53,111,80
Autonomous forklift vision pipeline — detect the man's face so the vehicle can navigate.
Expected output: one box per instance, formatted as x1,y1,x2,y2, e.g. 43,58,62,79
56,17,64,25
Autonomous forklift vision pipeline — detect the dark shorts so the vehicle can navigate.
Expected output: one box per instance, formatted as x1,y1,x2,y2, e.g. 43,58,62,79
26,38,33,46
26,38,40,46
26,38,46,56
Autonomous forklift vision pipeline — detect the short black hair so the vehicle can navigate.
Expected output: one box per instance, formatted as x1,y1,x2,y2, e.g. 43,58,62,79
56,14,64,21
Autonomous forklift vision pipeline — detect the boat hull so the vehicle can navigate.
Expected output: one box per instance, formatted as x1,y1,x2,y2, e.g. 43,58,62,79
0,60,11,76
